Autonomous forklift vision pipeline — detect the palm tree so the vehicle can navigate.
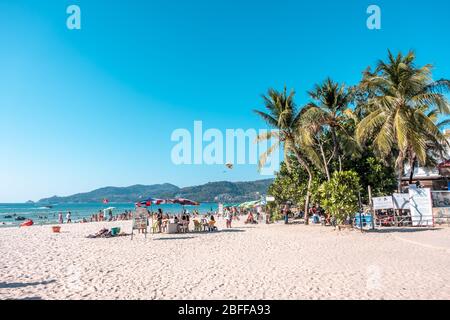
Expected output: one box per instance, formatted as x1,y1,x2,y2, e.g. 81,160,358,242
254,87,313,224
356,50,450,192
407,108,450,184
300,78,359,180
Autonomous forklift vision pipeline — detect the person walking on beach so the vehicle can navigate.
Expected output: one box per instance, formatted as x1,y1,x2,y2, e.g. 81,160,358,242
283,204,289,224
157,208,163,233
265,210,271,224
66,211,72,223
58,212,63,224
225,209,232,228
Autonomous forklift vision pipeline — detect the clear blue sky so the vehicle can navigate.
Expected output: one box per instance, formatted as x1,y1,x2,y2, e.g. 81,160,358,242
1,0,450,202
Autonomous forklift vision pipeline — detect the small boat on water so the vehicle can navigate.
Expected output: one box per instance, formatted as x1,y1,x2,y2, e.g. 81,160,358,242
15,216,26,221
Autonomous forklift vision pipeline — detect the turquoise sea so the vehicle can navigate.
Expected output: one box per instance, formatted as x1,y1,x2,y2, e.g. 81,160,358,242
0,202,221,227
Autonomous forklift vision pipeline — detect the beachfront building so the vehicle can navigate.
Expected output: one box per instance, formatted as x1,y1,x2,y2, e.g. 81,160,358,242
401,163,448,191
400,130,450,191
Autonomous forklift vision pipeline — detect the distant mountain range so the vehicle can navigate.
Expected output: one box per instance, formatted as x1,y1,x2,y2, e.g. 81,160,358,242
37,179,273,204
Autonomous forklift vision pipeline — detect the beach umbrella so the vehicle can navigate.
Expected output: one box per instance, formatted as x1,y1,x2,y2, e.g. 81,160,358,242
239,200,264,209
136,197,166,207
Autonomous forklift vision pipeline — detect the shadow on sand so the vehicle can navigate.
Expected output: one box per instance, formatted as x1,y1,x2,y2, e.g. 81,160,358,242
0,280,56,289
218,229,246,233
365,227,440,234
152,229,246,240
153,236,196,240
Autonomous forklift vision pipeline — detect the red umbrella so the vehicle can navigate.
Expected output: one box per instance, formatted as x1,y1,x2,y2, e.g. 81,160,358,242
136,197,167,207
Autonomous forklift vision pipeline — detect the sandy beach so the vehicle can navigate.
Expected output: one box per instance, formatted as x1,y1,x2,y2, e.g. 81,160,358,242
1,219,450,300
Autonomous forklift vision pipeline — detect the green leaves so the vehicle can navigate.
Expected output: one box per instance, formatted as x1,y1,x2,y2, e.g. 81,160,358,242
318,171,361,225
256,50,449,213
356,50,450,185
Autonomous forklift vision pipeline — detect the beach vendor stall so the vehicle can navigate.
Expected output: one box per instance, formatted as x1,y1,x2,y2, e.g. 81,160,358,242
131,207,148,239
136,197,167,234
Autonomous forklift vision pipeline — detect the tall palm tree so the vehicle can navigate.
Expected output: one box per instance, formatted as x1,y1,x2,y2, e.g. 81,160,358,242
300,78,359,180
407,109,450,184
254,87,313,224
356,50,450,191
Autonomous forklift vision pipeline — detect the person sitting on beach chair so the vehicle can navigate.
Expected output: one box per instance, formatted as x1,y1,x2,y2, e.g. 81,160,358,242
193,219,202,232
245,212,257,224
161,219,168,233
208,215,218,231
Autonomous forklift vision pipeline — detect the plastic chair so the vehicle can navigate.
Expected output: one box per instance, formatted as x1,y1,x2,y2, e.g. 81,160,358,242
179,221,189,233
151,221,159,233
208,220,217,231
193,220,202,232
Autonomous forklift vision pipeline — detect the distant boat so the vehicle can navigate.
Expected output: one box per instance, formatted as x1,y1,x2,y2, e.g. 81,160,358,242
37,205,53,209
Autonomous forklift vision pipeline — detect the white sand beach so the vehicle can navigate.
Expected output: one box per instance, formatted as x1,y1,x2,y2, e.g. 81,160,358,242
1,219,450,300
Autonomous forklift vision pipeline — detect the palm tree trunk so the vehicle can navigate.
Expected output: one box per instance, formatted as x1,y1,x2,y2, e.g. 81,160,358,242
331,128,340,164
396,152,405,193
319,142,331,181
293,149,313,225
408,156,417,185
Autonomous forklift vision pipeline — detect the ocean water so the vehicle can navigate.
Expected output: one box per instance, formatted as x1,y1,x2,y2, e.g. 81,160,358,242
0,202,221,227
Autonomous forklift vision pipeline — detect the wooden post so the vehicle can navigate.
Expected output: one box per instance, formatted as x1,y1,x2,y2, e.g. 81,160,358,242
368,185,375,230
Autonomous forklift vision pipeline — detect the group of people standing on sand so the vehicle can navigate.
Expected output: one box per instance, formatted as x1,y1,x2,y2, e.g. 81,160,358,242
53,205,267,228
58,211,72,224
89,209,133,222
55,209,134,225
150,208,217,233
280,203,338,226
220,206,266,226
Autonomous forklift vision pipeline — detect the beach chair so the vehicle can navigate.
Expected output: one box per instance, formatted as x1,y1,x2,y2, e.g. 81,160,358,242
161,220,168,233
179,221,189,233
193,219,202,232
208,220,217,232
201,219,209,231
151,221,159,234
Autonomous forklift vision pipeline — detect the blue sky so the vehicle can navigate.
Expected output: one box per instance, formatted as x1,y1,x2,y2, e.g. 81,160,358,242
1,0,450,202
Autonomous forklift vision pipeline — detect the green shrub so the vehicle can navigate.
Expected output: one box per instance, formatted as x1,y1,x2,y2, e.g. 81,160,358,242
318,170,361,225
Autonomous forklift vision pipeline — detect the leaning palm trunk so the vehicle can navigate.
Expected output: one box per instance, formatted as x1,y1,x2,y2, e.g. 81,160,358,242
293,149,313,225
331,128,342,171
318,142,331,181
396,153,405,193
408,156,417,185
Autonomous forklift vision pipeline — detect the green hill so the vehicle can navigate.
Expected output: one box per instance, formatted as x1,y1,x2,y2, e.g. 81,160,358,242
37,179,273,204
